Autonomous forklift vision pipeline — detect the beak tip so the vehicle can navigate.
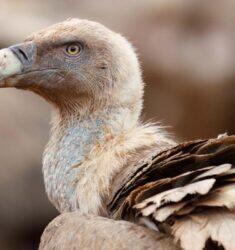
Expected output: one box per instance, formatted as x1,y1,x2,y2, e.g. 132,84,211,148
0,48,22,81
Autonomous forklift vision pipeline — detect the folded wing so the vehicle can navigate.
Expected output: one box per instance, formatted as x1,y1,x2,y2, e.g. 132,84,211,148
109,136,235,250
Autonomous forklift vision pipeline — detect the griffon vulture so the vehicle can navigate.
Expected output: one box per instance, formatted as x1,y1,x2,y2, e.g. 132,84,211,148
0,19,235,250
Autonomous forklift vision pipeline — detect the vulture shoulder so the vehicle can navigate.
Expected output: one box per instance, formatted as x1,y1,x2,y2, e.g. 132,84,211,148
39,212,179,250
109,135,235,250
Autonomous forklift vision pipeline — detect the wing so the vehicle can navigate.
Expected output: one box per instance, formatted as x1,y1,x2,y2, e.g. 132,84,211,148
108,135,235,250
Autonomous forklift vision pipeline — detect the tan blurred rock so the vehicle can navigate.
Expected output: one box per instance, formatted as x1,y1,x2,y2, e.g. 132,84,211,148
0,89,58,249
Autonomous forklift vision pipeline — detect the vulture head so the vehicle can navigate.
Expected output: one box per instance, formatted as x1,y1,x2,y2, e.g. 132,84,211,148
0,18,143,118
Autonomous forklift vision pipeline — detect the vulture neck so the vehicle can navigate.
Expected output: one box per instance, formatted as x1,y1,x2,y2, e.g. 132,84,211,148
43,103,174,215
43,104,138,213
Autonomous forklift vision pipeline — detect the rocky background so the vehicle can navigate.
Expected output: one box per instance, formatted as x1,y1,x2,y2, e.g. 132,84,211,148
0,0,235,249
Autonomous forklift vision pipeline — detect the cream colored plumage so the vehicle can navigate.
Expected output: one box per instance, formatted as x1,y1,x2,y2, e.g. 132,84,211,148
39,212,180,250
0,19,235,250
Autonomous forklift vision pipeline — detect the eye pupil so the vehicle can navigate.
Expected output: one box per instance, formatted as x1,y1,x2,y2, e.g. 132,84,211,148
70,46,76,52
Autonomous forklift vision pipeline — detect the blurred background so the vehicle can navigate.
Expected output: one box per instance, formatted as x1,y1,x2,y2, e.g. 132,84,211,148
0,0,235,249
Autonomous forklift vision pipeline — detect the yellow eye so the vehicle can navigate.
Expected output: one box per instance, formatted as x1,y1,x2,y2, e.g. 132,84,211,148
66,44,81,56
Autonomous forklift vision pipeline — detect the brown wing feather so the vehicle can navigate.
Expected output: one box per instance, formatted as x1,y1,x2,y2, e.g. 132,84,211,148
109,136,235,250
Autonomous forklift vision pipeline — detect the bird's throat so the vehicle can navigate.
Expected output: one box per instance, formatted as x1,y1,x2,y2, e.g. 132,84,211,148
42,106,137,213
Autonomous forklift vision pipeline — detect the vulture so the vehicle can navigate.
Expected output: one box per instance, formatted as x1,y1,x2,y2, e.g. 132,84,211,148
0,18,235,250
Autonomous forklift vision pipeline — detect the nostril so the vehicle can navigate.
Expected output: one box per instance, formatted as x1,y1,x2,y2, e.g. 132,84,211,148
18,48,28,61
10,42,35,67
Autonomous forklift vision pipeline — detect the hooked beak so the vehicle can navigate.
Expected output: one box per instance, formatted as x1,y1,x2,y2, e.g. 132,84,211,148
0,42,36,87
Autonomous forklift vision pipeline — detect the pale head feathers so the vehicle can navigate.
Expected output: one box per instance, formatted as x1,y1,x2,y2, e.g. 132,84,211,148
24,18,143,122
